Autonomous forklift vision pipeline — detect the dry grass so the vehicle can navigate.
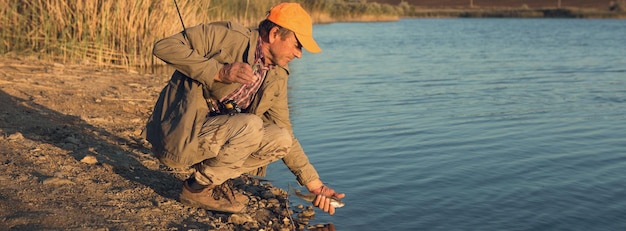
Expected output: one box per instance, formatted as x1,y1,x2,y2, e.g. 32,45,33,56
0,0,281,70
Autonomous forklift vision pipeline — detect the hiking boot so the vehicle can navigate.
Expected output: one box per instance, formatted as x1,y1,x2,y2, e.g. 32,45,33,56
180,181,247,213
220,180,250,204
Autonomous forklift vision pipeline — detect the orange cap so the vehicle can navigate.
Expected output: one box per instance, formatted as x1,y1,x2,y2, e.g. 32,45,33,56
267,3,321,53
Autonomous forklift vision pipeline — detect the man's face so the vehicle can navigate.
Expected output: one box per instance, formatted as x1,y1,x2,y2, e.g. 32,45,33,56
266,28,303,67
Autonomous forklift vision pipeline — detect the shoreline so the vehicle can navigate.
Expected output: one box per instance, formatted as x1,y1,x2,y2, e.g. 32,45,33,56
407,7,626,19
321,8,626,23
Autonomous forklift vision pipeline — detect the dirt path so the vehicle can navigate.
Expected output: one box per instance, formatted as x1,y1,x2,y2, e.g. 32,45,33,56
0,56,321,230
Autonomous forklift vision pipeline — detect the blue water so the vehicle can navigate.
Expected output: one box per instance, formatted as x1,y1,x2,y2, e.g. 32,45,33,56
266,18,626,231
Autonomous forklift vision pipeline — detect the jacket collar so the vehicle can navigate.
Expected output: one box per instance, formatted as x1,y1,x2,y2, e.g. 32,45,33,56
251,29,290,75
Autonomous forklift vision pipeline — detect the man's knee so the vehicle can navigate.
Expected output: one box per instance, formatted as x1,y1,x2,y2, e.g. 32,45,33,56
276,126,292,149
264,125,292,158
232,114,264,136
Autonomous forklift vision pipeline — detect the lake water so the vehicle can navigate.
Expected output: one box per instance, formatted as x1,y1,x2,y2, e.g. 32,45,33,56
266,18,626,231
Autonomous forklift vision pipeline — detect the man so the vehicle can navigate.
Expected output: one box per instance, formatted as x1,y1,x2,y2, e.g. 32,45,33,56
144,2,345,214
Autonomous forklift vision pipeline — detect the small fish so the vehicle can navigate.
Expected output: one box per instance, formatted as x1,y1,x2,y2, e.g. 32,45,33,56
289,185,345,208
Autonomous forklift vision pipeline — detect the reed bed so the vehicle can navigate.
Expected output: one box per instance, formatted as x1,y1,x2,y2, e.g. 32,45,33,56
0,0,403,71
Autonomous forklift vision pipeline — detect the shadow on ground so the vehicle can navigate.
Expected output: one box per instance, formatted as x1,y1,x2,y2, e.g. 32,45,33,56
0,89,181,199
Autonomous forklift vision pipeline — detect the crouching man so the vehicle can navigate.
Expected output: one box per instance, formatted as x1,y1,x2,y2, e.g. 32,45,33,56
144,2,345,214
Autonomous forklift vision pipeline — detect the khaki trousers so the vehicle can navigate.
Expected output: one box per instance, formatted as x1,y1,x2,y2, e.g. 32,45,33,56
192,114,292,185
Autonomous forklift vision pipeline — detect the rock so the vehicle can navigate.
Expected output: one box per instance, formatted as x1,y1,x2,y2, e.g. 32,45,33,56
300,206,315,217
64,136,81,144
254,209,273,224
228,213,254,225
242,221,259,230
42,177,75,185
269,187,287,197
267,198,280,207
7,132,24,140
80,155,99,165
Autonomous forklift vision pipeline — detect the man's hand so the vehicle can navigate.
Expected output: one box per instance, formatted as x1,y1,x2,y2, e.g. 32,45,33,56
215,62,256,84
306,179,346,215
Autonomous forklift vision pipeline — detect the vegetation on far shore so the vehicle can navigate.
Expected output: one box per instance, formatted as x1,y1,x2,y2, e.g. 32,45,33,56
1,0,625,71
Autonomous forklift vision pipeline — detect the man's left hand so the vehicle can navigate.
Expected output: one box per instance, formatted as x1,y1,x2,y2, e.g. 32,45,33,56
311,184,345,215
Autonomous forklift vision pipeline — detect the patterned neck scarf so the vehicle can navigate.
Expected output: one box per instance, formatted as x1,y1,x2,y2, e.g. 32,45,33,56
220,36,272,110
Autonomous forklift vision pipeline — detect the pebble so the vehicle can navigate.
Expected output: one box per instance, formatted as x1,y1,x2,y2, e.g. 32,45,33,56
65,136,81,144
267,198,279,206
228,213,254,225
262,191,275,198
42,177,75,185
300,207,315,217
270,187,286,197
80,155,99,165
8,132,24,140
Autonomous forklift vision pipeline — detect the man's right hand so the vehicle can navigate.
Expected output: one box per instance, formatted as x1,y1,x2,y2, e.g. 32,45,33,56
215,62,256,84
306,179,346,215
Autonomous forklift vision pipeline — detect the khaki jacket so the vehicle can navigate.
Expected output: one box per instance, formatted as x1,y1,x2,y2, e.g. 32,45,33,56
145,21,319,185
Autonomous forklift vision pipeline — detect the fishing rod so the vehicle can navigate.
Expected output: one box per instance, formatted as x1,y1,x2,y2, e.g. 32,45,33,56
173,0,193,49
173,0,225,111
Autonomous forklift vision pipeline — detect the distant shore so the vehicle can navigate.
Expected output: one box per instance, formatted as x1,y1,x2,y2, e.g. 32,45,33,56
406,7,626,19
312,7,625,24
